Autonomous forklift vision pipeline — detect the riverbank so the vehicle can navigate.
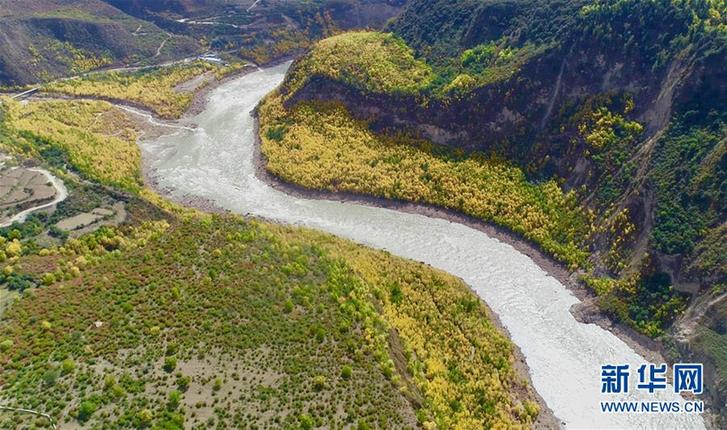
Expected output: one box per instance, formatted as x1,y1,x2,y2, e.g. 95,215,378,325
141,155,562,428
184,63,259,119
134,64,561,429
134,65,651,426
136,63,663,425
249,109,671,367
132,64,705,428
1,58,689,371
186,53,305,120
133,81,676,428
140,137,562,430
25,62,256,123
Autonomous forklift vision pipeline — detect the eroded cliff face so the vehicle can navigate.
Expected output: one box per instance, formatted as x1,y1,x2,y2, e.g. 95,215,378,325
278,0,726,422
283,5,725,284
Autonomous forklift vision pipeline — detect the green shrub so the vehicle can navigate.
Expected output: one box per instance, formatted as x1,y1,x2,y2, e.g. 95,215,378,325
283,299,294,313
61,358,75,374
111,384,125,399
42,369,59,386
165,342,178,356
163,356,177,373
340,365,352,380
49,225,69,240
137,408,153,427
299,414,314,430
266,125,287,142
176,375,191,392
41,273,56,286
389,284,403,305
313,375,326,391
0,339,13,351
167,390,181,410
77,400,97,422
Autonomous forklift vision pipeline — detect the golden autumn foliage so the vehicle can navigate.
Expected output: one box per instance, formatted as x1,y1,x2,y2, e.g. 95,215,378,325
42,61,246,119
2,98,142,192
0,90,546,426
284,31,434,96
578,106,643,150
284,31,545,99
260,94,590,268
274,225,542,429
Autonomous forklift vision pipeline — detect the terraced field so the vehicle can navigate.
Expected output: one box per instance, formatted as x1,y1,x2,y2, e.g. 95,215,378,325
0,167,61,226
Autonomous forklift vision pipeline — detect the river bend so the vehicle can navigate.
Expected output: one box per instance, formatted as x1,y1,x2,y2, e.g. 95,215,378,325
140,63,705,430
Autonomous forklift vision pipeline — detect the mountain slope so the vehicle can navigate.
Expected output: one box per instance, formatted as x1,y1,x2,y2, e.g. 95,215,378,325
0,0,406,86
0,95,548,429
0,0,200,86
258,0,727,423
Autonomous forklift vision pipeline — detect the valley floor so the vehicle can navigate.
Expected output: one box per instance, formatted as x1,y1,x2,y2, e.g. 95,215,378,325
0,61,549,429
137,63,707,429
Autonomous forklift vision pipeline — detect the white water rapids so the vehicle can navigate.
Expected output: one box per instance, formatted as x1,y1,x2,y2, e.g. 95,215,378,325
140,62,705,429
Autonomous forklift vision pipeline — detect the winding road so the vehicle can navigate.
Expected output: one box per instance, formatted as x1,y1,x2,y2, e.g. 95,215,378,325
140,63,705,429
0,168,68,228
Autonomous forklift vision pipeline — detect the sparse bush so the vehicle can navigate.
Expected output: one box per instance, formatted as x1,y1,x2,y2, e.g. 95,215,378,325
0,339,13,352
163,356,177,373
299,414,314,430
42,369,59,386
313,375,326,391
61,358,75,374
41,273,56,286
77,400,97,422
283,299,294,313
166,342,179,356
212,377,222,392
168,390,181,410
176,375,191,392
49,225,69,240
137,408,153,427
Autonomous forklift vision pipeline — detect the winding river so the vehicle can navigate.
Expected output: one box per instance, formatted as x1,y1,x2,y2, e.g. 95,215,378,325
141,63,705,429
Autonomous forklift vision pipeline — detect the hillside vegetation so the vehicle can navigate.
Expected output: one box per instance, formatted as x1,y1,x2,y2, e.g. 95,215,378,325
0,97,544,428
259,0,726,421
282,31,547,97
270,0,726,331
0,0,200,86
0,0,407,87
2,98,142,191
285,31,434,96
0,213,541,429
42,61,246,119
260,95,590,268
